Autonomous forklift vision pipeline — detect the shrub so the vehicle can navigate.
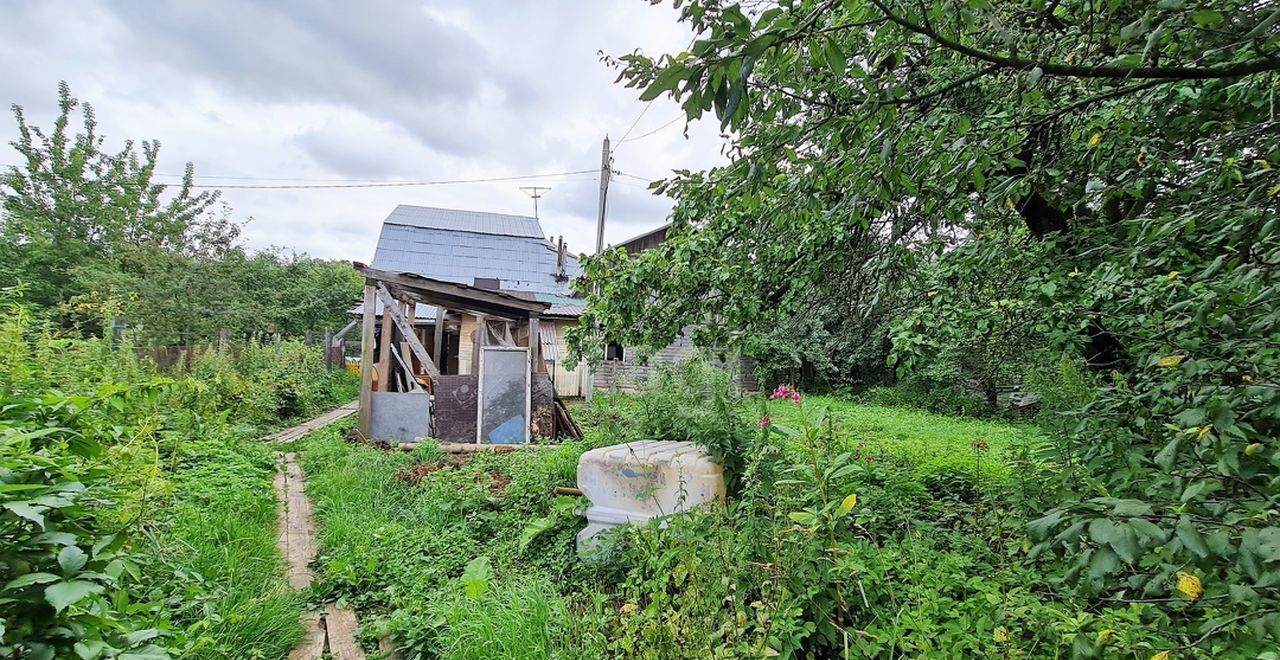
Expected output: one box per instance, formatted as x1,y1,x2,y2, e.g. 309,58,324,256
632,353,753,492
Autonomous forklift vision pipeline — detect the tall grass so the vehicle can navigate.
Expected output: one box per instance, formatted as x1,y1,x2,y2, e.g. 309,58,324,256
144,432,304,658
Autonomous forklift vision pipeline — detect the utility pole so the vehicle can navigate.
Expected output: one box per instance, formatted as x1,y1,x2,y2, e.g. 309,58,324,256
519,186,551,219
586,136,612,402
595,136,611,254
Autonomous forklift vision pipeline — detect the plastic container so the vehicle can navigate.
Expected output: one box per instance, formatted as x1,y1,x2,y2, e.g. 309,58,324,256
575,440,726,554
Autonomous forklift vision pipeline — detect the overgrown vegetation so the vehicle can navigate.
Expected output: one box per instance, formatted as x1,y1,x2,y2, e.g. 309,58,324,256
299,357,1230,657
0,82,362,344
0,294,355,657
568,0,1280,652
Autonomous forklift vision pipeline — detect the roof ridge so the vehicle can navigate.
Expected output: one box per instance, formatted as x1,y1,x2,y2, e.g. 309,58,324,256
394,203,538,223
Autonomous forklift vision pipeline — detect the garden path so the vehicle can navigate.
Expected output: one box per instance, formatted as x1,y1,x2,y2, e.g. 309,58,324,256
272,404,369,660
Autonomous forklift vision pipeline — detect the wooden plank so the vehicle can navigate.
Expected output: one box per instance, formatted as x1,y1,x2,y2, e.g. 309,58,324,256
389,343,420,392
377,305,394,392
332,319,359,342
433,306,446,371
324,603,366,660
288,611,326,660
358,284,376,440
269,401,358,443
376,284,440,379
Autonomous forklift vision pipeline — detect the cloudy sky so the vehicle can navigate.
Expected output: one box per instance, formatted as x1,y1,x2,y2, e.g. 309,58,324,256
0,0,728,261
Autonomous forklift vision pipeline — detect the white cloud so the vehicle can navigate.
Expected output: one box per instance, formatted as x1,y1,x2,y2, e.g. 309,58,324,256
0,0,727,261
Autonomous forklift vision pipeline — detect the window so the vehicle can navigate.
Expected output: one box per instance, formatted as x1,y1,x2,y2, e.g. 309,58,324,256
605,341,624,362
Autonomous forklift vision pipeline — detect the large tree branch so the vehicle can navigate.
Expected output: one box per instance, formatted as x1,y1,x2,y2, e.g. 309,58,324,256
869,0,1280,80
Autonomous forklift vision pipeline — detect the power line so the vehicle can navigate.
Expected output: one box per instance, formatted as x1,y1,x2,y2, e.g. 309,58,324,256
170,169,597,190
617,114,684,144
614,171,657,183
617,102,654,143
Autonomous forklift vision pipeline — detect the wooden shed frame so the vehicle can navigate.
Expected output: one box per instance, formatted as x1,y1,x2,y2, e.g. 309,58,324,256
353,263,551,443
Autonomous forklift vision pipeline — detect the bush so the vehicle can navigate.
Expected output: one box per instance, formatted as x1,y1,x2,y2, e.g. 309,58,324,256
0,295,352,656
632,353,753,492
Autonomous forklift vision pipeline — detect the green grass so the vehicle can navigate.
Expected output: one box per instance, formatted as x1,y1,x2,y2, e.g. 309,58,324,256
293,396,1057,658
143,433,304,658
768,395,1050,485
299,420,597,658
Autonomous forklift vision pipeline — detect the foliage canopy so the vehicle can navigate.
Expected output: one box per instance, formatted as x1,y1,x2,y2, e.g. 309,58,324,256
569,0,1280,652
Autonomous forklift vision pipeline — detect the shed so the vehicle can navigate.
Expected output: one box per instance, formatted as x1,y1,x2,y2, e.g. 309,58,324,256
353,263,579,446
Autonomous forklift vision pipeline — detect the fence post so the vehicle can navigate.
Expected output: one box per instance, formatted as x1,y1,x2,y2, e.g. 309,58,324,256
219,329,229,352
109,317,127,349
322,329,333,369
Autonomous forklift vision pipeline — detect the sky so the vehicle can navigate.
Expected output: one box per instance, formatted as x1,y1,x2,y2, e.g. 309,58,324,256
0,0,729,261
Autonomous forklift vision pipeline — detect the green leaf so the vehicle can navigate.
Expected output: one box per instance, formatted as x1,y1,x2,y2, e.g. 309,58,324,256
4,502,46,529
44,580,103,613
461,555,492,600
1191,10,1222,26
837,493,858,517
517,515,556,554
5,572,61,590
788,511,819,526
1026,66,1043,88
58,546,88,574
1154,436,1180,469
1176,518,1210,558
823,36,846,75
1088,547,1120,578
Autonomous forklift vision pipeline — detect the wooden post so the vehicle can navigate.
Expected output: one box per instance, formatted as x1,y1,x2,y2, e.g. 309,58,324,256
218,328,229,352
471,315,486,376
433,306,446,372
322,329,332,369
358,284,376,439
528,313,544,374
378,302,395,392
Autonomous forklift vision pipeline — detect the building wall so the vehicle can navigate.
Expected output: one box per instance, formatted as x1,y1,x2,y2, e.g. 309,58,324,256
592,328,757,393
455,314,587,397
547,320,588,398
458,314,478,375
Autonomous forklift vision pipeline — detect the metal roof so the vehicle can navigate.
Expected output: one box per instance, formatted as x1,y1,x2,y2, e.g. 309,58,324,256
383,204,545,238
372,209,583,299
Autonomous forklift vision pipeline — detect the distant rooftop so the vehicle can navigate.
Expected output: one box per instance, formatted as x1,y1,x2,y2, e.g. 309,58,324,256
371,204,582,299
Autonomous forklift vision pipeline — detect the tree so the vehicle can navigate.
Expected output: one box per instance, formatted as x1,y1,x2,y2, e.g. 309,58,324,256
571,0,1280,651
1,83,363,345
0,82,227,323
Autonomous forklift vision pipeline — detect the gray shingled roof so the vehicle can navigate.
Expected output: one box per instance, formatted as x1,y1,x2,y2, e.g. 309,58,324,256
371,205,582,299
382,205,544,238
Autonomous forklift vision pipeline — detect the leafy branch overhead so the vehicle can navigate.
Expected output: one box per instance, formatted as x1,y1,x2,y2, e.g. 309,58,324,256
570,0,1280,652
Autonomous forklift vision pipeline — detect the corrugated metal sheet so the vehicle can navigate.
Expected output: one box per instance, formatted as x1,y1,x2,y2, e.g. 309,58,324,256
384,205,545,238
372,222,583,297
538,325,560,361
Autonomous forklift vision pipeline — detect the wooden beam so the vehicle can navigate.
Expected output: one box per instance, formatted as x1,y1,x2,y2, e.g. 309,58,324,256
433,306,446,371
332,319,359,342
358,284,376,439
354,263,550,315
375,284,441,380
389,343,421,392
378,304,394,392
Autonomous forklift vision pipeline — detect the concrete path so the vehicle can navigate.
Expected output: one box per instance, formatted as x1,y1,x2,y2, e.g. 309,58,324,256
272,406,368,660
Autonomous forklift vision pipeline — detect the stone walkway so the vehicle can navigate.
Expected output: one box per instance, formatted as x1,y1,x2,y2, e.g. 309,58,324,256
272,406,368,660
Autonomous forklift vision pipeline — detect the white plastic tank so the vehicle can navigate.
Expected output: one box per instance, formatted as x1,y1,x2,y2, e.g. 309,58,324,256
575,440,726,554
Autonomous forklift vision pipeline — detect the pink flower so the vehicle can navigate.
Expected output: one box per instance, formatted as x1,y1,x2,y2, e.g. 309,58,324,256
770,384,802,404
758,416,772,428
